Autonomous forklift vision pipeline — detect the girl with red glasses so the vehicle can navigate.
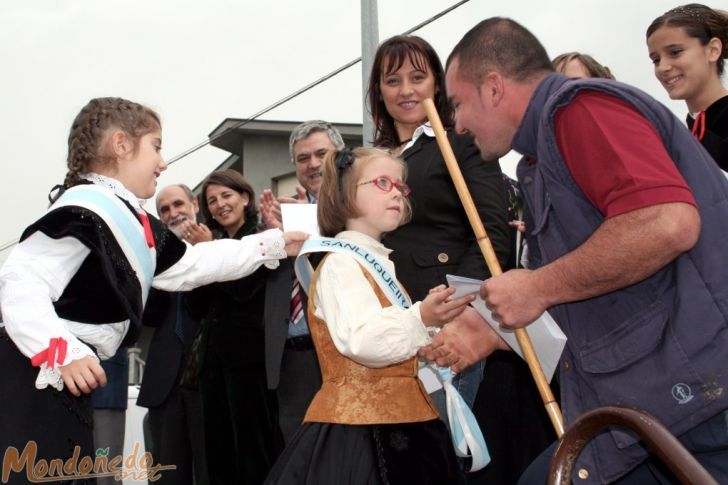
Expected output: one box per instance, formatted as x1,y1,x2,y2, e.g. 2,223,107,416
265,147,476,485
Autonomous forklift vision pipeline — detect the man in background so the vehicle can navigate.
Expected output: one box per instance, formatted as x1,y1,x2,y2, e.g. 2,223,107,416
138,184,211,484
260,120,344,442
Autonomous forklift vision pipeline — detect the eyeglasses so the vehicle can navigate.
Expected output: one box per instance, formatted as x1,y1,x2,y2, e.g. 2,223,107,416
357,176,411,197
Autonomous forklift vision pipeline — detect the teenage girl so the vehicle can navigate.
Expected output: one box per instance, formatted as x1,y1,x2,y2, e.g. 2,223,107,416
647,3,728,169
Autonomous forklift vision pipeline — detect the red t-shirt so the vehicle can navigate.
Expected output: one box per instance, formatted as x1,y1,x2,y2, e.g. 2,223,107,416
554,91,696,218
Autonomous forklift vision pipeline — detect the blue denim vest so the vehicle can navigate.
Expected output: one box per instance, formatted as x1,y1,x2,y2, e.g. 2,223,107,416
513,73,728,482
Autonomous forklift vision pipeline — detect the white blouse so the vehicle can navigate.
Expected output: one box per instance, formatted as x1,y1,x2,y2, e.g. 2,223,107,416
400,122,435,152
0,175,287,390
312,230,431,368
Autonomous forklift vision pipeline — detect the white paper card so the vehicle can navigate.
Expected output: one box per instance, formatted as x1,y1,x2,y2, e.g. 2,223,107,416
446,274,567,382
281,203,320,236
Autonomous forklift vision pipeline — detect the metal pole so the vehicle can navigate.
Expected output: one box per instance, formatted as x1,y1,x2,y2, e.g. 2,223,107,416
360,0,379,147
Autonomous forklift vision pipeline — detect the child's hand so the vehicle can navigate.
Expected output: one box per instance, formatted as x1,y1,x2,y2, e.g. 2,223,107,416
420,287,474,326
60,355,107,396
282,231,310,256
428,284,448,294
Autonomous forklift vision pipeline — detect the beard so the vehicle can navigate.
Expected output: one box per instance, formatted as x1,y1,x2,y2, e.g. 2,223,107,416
166,214,189,239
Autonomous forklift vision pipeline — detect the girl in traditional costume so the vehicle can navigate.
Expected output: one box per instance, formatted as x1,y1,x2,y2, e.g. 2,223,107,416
265,147,479,485
0,97,306,484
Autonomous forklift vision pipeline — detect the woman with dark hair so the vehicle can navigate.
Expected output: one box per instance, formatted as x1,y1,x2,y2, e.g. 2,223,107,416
367,35,554,483
647,3,728,170
199,169,260,238
189,169,283,484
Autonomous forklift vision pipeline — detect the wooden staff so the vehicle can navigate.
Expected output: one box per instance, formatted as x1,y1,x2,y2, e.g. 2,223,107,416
423,98,565,437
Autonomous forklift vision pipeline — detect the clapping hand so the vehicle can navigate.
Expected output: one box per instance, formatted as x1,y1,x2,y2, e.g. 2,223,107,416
260,189,283,229
260,186,309,230
178,220,213,245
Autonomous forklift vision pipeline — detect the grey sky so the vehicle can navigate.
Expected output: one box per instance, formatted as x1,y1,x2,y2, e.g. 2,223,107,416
1,0,689,262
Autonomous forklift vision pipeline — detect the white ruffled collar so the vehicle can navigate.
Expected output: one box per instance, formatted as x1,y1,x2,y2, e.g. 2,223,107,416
83,172,147,211
401,122,434,152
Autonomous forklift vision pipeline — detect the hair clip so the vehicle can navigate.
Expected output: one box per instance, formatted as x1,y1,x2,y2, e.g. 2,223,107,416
335,148,355,194
335,148,355,172
669,6,705,22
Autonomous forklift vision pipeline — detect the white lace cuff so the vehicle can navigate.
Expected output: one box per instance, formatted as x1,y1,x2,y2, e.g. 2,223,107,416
35,364,64,391
34,338,97,391
258,228,286,269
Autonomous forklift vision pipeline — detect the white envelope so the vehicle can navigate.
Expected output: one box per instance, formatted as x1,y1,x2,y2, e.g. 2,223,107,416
446,274,567,382
281,203,320,236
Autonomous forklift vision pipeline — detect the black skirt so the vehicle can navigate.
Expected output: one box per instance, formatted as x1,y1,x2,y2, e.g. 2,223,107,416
265,419,465,485
0,331,96,485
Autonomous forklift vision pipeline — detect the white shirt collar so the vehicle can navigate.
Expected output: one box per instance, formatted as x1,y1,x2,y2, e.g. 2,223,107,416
335,230,393,256
401,122,434,152
82,172,147,212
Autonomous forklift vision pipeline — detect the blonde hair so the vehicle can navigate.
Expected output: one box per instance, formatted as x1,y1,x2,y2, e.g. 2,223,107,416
317,147,411,237
552,52,615,80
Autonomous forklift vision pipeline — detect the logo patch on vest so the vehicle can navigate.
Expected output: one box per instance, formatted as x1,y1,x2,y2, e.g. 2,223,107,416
671,383,693,404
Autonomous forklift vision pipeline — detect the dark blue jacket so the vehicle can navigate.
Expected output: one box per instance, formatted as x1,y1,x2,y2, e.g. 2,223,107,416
514,73,728,482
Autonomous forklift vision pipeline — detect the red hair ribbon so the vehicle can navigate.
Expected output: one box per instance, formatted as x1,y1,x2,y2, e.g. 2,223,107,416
31,337,68,368
691,111,706,142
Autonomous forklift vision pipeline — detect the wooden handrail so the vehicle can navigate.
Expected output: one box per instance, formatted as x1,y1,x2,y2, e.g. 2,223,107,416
548,406,717,485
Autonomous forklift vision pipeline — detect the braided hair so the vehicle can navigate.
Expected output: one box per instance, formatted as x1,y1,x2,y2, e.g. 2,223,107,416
51,97,160,202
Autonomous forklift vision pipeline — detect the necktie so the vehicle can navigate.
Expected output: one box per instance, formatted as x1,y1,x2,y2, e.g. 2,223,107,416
175,294,185,342
290,276,304,326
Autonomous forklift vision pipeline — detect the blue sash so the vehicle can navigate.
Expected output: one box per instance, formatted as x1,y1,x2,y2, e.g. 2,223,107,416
295,236,489,471
52,185,155,301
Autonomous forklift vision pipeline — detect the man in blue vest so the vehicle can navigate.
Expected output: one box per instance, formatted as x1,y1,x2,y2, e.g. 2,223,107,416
428,17,728,485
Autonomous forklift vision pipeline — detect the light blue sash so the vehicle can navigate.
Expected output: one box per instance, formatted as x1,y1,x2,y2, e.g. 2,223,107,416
295,236,490,471
52,185,155,300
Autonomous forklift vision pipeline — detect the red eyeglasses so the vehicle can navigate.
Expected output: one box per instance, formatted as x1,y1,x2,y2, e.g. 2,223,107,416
356,175,412,197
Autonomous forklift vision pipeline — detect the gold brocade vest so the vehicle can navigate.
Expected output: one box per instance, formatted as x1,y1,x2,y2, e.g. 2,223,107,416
303,256,439,425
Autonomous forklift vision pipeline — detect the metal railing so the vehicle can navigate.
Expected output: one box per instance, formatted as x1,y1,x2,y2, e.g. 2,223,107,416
127,347,145,386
